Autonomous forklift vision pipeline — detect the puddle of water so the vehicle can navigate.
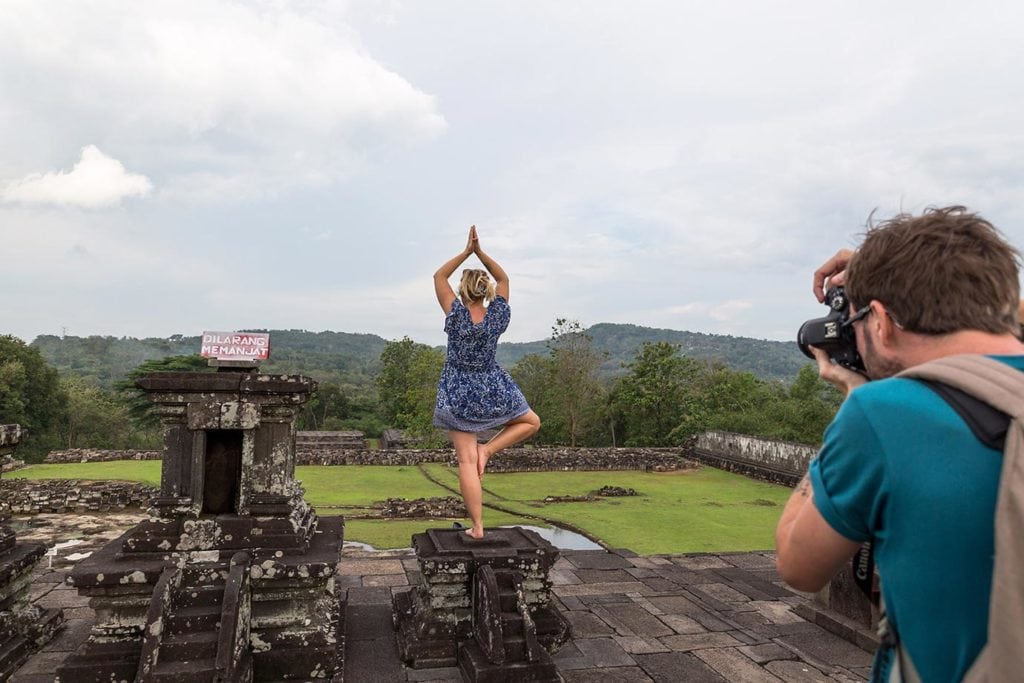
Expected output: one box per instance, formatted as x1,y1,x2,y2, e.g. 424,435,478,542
343,540,378,552
500,525,603,550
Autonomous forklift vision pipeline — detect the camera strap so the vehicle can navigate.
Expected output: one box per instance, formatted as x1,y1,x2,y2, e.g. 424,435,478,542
851,540,877,606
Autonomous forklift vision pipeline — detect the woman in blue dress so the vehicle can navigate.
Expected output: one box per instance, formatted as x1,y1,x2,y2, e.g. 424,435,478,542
433,225,541,539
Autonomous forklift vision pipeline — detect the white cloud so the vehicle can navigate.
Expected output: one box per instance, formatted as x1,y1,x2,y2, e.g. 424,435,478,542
0,1,446,199
1,146,152,209
4,2,1024,346
709,300,754,322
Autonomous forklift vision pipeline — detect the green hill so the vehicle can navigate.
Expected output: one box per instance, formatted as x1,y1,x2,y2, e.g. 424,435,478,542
30,331,387,390
33,324,806,388
496,323,806,380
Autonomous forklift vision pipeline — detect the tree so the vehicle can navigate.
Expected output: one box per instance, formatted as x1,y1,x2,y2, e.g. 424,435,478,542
774,364,842,444
0,335,69,460
543,319,605,446
398,347,446,445
510,352,556,434
59,376,140,449
669,362,841,446
681,364,776,441
376,338,445,443
612,342,703,446
116,354,211,428
299,382,351,431
377,338,429,426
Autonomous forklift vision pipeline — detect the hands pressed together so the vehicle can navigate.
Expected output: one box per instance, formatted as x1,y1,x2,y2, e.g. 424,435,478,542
465,225,481,256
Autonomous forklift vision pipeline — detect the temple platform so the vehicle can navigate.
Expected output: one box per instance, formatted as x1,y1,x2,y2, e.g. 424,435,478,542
12,545,874,682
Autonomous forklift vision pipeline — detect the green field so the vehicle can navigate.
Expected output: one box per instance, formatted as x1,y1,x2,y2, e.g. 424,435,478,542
7,462,790,554
7,461,164,487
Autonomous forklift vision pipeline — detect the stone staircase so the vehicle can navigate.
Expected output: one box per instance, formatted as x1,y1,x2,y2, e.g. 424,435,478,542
1,521,64,681
458,565,559,682
0,620,28,680
136,555,253,683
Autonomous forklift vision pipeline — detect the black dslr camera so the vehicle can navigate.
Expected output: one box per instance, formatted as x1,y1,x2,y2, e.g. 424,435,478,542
797,287,865,372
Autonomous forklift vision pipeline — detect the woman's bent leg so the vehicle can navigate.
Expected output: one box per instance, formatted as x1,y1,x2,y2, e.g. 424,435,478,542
452,430,485,538
478,410,541,477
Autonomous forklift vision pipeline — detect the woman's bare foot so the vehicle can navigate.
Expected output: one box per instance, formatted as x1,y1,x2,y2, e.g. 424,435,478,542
477,443,492,478
464,527,484,539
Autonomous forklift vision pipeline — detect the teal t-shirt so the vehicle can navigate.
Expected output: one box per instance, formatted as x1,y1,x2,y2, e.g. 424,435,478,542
809,355,1024,683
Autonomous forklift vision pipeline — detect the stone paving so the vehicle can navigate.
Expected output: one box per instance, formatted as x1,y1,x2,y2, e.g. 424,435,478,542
11,545,875,682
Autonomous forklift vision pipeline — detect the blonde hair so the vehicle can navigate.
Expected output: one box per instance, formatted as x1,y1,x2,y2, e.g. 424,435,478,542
459,269,495,303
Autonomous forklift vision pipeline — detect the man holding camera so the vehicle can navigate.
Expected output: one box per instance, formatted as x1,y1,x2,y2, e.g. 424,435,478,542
775,206,1024,682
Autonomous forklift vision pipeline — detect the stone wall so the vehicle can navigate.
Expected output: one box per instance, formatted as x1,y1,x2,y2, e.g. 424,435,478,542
296,430,367,449
0,480,158,514
36,436,816,483
485,447,690,473
297,447,692,472
297,448,454,466
689,431,817,486
43,449,161,463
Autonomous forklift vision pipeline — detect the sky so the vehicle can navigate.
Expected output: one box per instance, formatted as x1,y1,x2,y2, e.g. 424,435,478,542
3,1,1024,348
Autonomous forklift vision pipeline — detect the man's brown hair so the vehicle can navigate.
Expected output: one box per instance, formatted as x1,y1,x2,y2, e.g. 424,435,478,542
846,206,1021,336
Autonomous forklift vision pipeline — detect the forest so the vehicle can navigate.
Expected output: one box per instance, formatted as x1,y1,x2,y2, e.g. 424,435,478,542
2,320,838,461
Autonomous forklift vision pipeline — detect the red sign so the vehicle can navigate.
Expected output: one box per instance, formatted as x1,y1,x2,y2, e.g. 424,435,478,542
200,331,270,361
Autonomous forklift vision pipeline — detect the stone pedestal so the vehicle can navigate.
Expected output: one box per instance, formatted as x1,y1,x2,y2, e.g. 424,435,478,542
394,527,570,679
55,372,345,682
1,424,64,679
0,425,24,475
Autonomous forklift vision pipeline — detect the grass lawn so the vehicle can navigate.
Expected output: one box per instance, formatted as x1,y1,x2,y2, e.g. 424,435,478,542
295,465,449,506
423,463,790,555
8,462,791,554
6,461,163,487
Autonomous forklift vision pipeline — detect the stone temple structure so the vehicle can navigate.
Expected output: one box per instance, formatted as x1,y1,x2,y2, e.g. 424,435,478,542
1,424,64,679
394,527,571,682
56,369,345,682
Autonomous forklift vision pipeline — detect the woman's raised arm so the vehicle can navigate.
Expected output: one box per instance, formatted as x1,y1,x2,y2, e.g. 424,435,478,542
434,226,477,313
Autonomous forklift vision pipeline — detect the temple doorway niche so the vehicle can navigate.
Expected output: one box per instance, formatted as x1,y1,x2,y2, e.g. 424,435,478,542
202,429,242,514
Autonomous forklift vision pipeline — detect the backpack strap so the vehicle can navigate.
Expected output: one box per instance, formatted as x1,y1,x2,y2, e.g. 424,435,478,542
914,379,1009,450
897,354,1024,420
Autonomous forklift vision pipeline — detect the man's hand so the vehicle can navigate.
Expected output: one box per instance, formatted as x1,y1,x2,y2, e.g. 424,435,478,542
811,346,867,396
813,248,855,302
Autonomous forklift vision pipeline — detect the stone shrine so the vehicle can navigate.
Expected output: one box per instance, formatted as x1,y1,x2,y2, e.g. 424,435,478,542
56,369,345,682
1,424,64,679
394,527,571,682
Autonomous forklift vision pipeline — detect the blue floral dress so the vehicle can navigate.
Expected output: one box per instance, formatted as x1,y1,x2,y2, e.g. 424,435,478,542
433,295,530,432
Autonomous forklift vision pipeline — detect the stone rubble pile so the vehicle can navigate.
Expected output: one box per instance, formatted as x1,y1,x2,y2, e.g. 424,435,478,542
596,485,638,496
378,497,465,518
1,453,24,473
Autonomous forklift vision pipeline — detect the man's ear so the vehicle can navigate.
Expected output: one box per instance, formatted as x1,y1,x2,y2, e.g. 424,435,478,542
873,300,900,347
